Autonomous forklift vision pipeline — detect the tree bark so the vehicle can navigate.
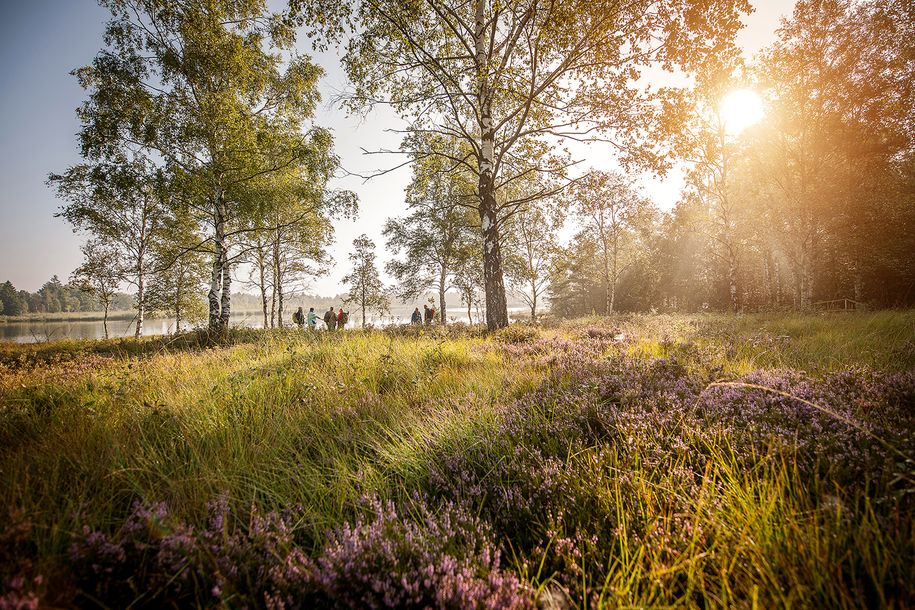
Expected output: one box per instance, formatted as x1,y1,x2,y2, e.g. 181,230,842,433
274,228,284,328
135,263,145,338
727,250,739,313
220,260,231,330
530,278,537,322
438,266,447,326
277,281,285,328
175,277,182,333
257,244,269,329
208,192,226,332
763,248,774,308
607,230,620,316
476,0,508,330
480,200,509,329
270,234,278,328
103,304,109,340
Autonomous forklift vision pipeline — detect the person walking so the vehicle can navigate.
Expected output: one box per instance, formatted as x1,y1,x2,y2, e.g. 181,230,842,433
292,306,305,329
324,306,336,331
336,307,346,330
423,304,431,325
411,307,422,325
307,307,318,330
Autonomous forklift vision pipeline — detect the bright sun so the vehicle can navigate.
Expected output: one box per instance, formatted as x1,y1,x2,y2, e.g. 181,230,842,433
719,89,765,136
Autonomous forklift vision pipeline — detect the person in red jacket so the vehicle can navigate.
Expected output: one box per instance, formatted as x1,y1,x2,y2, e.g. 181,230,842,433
337,307,346,330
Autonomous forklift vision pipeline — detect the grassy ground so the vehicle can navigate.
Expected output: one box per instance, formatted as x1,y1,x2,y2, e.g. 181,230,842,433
1,311,913,608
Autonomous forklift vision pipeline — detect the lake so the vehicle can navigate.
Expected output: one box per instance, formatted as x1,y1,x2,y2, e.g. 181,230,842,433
0,306,528,343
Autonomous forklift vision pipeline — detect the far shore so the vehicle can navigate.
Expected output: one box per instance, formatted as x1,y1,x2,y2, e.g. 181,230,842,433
0,309,266,323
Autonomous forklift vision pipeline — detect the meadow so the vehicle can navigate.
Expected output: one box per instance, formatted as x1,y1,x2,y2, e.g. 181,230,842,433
1,311,913,608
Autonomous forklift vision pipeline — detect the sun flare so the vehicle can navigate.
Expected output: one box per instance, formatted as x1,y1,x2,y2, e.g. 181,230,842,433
720,89,765,136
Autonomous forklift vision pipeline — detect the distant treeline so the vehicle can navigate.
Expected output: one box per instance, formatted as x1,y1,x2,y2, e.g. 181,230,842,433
0,277,134,316
0,278,359,319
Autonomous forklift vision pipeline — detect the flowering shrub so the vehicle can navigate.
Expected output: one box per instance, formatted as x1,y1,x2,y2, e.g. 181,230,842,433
5,323,913,608
492,325,540,345
69,495,310,608
425,344,915,603
0,514,43,610
67,494,532,609
305,497,533,609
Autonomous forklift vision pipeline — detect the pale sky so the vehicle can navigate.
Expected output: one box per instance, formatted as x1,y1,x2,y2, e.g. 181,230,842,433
0,0,796,295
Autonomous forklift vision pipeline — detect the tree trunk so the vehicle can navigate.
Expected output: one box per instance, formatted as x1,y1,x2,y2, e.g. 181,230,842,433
476,0,508,330
135,200,150,339
530,281,537,322
273,229,283,328
480,202,508,329
277,282,285,328
270,236,278,328
270,286,276,328
208,239,223,329
220,261,232,329
438,267,447,326
175,273,182,333
608,235,617,315
257,245,269,329
103,304,109,340
800,243,814,310
135,268,145,338
727,251,739,313
208,191,227,331
603,241,612,316
763,249,774,308
775,258,783,306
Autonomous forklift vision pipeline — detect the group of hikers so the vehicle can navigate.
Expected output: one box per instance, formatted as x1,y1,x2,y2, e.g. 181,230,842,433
410,304,438,325
290,302,439,330
292,306,349,331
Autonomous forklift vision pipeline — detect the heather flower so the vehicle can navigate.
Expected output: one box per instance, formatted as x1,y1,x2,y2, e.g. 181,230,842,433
305,496,534,609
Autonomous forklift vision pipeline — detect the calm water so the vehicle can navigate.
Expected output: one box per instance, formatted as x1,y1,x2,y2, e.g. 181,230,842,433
0,306,525,343
0,312,262,344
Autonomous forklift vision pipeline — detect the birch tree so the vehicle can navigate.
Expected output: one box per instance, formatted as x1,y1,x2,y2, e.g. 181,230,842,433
290,0,750,329
71,0,335,333
504,204,557,322
342,235,389,327
570,172,651,315
384,152,477,325
241,163,353,328
70,239,123,339
51,158,167,337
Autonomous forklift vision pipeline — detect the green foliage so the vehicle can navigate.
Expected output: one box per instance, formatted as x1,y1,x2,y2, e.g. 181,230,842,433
384,148,479,324
64,0,347,332
291,0,752,328
0,282,26,316
342,235,390,327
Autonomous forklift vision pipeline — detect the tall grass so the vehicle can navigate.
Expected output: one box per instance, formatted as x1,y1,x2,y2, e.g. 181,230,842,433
1,313,913,608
